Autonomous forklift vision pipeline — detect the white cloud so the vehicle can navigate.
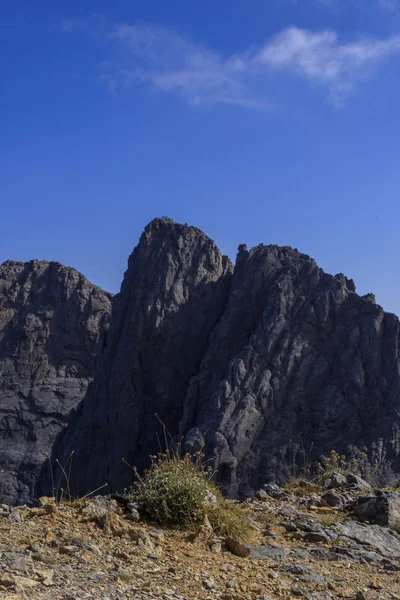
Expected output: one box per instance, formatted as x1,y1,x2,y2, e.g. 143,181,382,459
254,27,400,105
105,24,268,108
64,21,400,108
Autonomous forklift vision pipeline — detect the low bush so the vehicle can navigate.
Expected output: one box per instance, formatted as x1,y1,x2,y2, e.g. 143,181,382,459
130,447,254,541
132,451,212,528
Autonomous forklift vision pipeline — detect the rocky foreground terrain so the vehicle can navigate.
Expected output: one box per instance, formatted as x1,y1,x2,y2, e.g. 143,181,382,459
1,473,400,600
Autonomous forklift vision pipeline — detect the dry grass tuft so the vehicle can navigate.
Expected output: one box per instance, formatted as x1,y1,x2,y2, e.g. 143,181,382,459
284,478,324,496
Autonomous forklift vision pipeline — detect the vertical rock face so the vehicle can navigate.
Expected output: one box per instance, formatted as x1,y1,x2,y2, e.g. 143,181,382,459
180,244,400,496
56,218,233,496
0,260,112,505
5,218,400,503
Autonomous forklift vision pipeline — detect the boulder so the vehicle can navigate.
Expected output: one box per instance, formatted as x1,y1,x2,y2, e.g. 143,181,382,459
326,472,347,489
320,490,344,508
346,473,371,491
355,490,400,527
338,521,400,558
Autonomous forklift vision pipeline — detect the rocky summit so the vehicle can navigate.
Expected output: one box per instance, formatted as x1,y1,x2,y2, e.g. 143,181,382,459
0,259,112,505
2,217,400,504
53,218,400,500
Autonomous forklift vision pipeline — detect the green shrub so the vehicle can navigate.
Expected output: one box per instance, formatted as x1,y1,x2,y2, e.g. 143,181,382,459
130,448,254,541
132,451,211,528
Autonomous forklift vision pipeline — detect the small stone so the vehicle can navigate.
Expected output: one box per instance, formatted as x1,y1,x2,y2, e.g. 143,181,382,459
59,545,77,555
34,569,54,582
206,491,217,504
320,490,344,508
44,503,57,515
13,575,40,590
0,576,15,587
8,555,27,572
203,578,217,590
291,587,306,597
346,474,370,491
303,531,329,543
225,536,250,557
210,541,222,553
149,529,165,540
283,565,312,576
37,496,56,507
256,489,269,501
29,508,47,517
326,472,347,489
190,515,214,545
268,571,279,579
125,503,140,521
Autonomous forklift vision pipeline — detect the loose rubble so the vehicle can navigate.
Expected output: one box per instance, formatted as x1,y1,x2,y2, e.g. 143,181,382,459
0,477,400,599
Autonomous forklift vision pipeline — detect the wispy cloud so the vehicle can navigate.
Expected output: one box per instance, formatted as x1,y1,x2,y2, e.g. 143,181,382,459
378,0,400,10
105,24,267,108
62,20,400,109
254,27,400,105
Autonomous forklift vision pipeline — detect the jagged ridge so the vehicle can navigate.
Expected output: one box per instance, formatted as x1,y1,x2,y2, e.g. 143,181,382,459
52,219,400,499
2,218,400,504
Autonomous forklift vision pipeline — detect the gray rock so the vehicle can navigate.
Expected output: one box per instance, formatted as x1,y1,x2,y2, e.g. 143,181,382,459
0,259,112,505
282,565,312,575
337,521,400,558
225,536,250,557
256,489,269,501
346,473,371,491
268,571,279,579
326,473,347,489
250,545,288,562
263,483,280,493
177,240,400,496
320,490,344,508
291,587,307,597
125,503,140,521
302,531,330,543
299,574,326,585
355,490,400,526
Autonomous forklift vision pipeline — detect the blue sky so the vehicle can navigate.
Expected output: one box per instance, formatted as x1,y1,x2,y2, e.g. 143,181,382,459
1,0,400,314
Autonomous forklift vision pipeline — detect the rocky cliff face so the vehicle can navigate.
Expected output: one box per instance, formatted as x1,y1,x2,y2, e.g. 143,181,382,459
180,244,400,496
54,219,233,496
0,259,112,504
53,219,400,499
4,218,400,504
